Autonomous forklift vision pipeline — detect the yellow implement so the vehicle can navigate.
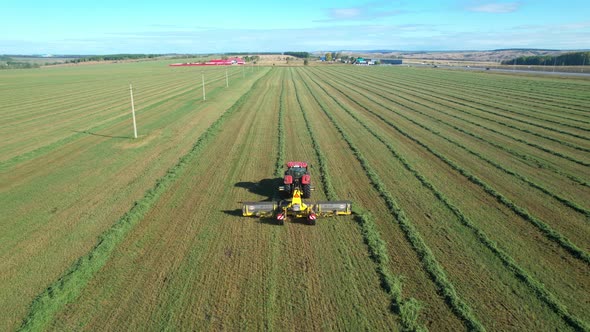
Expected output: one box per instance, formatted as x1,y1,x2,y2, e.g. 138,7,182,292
242,189,352,225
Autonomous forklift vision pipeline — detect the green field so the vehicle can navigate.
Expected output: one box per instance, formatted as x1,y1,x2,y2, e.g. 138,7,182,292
1,62,589,331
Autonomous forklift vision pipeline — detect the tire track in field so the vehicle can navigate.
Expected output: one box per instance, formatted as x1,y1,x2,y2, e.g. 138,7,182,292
17,70,271,332
311,69,590,266
302,68,590,332
294,68,485,332
290,69,424,331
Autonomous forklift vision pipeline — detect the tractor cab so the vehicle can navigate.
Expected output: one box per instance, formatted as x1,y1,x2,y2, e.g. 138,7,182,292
282,161,311,198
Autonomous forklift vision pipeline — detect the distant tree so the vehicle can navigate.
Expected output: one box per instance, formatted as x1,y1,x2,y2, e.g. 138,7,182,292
304,59,309,66
326,53,333,61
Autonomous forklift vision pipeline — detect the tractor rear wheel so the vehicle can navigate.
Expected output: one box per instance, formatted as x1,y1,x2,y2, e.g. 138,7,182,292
303,184,311,198
283,184,292,198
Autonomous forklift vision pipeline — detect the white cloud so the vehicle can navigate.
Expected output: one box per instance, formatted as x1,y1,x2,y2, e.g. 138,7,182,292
467,2,520,13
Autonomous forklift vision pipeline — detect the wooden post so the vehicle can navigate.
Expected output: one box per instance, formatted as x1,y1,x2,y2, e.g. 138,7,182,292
129,84,138,139
226,69,229,87
202,74,206,100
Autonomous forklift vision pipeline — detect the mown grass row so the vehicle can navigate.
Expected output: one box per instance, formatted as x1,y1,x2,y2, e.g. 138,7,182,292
1,69,241,170
376,69,590,126
290,69,425,332
312,70,590,265
17,69,271,332
0,85,207,171
296,69,484,332
329,68,590,154
265,69,286,332
345,72,590,187
322,68,590,168
321,70,590,217
322,68,590,181
378,68,590,114
274,71,286,178
303,69,589,332
360,71,590,152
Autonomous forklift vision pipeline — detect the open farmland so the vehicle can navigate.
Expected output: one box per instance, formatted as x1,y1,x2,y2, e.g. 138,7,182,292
1,62,589,331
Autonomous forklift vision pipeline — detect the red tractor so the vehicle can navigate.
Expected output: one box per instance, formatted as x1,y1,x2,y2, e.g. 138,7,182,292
281,161,312,198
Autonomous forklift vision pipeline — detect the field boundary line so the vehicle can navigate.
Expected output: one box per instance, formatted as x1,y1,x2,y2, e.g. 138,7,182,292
296,68,484,332
17,69,271,332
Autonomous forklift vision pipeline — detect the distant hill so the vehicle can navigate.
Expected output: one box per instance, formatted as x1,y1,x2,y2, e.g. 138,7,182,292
313,49,583,62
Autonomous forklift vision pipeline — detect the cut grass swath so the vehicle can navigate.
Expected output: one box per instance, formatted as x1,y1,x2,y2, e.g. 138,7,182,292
313,71,590,265
291,68,425,332
17,70,271,332
295,69,485,332
302,69,589,332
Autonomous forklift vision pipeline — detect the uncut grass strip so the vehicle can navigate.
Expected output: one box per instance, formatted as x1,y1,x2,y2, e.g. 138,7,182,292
17,70,271,332
319,68,590,167
304,70,590,331
291,69,426,332
326,68,590,150
296,69,485,332
310,70,590,266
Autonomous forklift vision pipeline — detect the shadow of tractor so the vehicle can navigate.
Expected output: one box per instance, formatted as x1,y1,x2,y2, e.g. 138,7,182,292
234,178,282,201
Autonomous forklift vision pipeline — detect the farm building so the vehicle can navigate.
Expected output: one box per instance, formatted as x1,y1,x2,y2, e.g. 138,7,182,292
378,59,403,65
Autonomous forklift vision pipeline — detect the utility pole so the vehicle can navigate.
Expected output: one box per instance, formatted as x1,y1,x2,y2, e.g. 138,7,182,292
202,74,206,101
226,69,229,87
129,84,138,139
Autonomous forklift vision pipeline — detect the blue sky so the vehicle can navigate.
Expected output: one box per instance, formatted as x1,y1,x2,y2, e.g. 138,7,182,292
1,0,589,54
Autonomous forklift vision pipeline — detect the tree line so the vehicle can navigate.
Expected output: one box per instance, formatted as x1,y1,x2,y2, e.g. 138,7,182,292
501,51,590,66
283,52,309,58
0,56,40,69
65,54,161,63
